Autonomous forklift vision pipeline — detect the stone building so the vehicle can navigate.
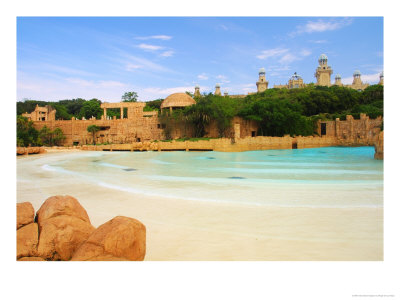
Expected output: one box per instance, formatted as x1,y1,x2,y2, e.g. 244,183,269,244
256,68,268,92
194,85,201,97
22,104,56,121
315,54,333,86
160,93,196,113
317,113,382,145
334,74,343,86
214,84,222,96
274,72,306,89
345,70,369,91
379,71,384,85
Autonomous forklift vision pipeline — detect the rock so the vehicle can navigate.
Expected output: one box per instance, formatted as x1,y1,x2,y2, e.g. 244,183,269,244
16,147,26,155
71,216,146,261
17,223,39,259
37,215,95,261
36,195,91,225
374,131,384,160
17,202,35,229
18,256,45,261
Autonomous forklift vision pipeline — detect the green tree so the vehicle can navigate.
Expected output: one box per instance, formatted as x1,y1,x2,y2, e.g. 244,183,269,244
87,125,100,145
209,95,239,137
16,116,40,147
122,92,138,102
39,126,53,145
79,99,103,120
52,128,66,146
144,99,163,111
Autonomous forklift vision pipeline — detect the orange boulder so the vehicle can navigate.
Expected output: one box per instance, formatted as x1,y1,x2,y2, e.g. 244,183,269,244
17,202,35,229
36,195,91,224
18,256,45,261
71,216,146,261
37,215,95,261
17,222,39,259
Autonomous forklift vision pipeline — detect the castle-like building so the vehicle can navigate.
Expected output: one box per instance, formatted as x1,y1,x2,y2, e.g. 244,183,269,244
274,72,307,89
196,54,382,96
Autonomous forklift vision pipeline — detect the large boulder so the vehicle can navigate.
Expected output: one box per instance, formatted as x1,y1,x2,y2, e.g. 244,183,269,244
36,195,91,224
71,216,146,261
17,222,39,259
18,256,45,261
37,215,95,261
17,202,35,229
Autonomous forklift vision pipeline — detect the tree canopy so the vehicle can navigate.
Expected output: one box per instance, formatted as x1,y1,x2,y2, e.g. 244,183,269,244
122,91,138,102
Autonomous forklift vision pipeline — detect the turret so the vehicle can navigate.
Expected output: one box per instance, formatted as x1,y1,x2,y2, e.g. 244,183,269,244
214,83,221,96
315,54,333,86
194,85,201,97
256,67,268,92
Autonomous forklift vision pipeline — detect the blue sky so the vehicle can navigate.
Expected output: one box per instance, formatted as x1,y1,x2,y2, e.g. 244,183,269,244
17,17,383,102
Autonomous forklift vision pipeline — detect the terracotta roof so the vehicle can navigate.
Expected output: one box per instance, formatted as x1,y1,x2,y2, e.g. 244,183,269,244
161,93,196,109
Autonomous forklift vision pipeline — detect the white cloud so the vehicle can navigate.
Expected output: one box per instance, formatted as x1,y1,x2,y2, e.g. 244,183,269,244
256,48,289,60
216,75,230,84
309,40,328,44
197,73,208,80
160,50,174,57
300,49,312,57
17,75,128,102
141,86,195,99
136,35,172,40
279,53,297,64
125,64,142,71
138,43,164,51
292,18,353,36
258,48,311,65
122,54,172,73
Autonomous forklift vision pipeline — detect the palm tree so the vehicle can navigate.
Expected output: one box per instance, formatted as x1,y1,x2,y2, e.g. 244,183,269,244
87,125,100,145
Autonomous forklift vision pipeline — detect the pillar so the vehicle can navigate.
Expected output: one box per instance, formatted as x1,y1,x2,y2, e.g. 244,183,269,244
103,108,107,119
335,118,340,138
120,107,123,119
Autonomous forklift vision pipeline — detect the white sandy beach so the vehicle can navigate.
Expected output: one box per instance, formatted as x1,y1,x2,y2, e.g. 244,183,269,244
17,151,383,261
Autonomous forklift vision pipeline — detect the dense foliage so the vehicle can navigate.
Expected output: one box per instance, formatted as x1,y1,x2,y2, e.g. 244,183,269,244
17,116,40,147
87,125,100,145
122,91,138,102
17,116,65,147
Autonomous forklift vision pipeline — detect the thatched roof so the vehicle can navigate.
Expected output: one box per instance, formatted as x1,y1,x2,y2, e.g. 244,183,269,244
161,93,196,109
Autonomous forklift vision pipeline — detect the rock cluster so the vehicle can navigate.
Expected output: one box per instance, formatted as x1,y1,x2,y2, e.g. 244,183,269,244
16,147,46,155
16,195,146,261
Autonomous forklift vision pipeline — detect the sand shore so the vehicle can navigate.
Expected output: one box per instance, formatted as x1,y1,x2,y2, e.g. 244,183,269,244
17,152,383,260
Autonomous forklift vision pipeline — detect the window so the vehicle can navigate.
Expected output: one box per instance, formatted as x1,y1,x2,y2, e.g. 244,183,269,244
321,123,327,135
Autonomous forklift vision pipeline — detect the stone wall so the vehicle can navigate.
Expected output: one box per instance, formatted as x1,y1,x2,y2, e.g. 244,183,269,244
318,114,382,145
31,110,382,149
33,114,164,146
81,136,347,152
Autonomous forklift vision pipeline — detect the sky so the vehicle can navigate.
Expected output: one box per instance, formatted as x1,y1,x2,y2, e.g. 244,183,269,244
17,17,383,102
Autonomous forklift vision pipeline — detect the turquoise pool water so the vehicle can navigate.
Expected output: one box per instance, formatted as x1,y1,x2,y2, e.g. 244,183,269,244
37,146,383,208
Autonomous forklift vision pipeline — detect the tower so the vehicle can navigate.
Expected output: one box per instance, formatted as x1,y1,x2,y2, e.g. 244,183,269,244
215,83,221,96
224,90,228,96
352,70,362,85
194,85,201,97
348,70,369,91
256,68,268,92
315,54,333,86
288,72,305,89
379,71,384,85
334,74,343,86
